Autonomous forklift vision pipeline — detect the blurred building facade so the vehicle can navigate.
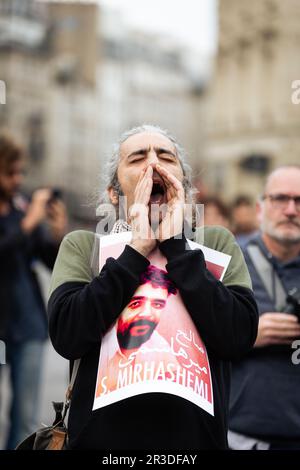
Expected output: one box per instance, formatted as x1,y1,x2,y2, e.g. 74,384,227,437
204,0,300,201
0,0,206,223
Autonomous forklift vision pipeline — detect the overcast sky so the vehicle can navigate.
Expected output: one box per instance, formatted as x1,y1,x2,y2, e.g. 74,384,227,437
99,0,218,56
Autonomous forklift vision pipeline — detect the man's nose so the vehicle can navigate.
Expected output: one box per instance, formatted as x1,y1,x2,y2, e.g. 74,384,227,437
284,199,298,215
147,150,159,167
138,300,152,317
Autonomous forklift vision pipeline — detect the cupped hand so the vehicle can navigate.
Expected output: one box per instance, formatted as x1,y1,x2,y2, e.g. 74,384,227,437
154,163,185,243
128,165,157,257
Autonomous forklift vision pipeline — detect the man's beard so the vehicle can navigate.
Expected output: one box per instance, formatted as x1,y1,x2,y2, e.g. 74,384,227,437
262,219,300,244
117,319,158,350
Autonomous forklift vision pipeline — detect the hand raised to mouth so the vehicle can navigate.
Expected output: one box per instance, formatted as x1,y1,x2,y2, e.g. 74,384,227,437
128,165,157,257
154,163,185,242
128,164,185,256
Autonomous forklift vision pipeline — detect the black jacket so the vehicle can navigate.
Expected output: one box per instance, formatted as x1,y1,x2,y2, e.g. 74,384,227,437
48,228,258,450
0,202,60,341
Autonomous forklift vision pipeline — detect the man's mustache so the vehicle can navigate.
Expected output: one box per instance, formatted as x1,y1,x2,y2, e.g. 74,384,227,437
277,219,300,228
127,319,157,331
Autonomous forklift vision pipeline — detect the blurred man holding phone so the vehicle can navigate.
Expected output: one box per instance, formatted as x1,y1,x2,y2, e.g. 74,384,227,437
0,132,67,449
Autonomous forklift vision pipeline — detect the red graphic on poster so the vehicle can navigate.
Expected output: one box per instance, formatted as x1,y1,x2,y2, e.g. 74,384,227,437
93,233,231,416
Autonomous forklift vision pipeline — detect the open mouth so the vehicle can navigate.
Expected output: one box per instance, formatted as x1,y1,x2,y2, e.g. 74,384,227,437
150,180,165,205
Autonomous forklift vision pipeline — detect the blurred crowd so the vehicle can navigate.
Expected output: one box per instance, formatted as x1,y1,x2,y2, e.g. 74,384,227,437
198,193,258,248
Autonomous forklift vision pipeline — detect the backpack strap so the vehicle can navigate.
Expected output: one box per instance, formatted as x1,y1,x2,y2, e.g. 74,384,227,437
246,244,287,311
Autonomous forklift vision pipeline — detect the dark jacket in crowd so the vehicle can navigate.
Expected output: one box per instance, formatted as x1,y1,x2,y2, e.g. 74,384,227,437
230,233,300,440
0,201,59,342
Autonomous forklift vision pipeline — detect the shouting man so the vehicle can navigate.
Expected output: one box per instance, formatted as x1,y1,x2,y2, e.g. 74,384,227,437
48,125,258,450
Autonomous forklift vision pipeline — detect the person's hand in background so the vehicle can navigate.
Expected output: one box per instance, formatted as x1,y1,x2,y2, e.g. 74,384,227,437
22,188,52,234
46,198,68,242
254,312,300,347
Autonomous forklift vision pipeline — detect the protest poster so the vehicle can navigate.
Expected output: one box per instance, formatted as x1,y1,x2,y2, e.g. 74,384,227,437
93,232,231,416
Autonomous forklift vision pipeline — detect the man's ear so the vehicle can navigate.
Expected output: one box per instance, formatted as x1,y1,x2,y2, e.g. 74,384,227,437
256,200,263,224
107,186,119,205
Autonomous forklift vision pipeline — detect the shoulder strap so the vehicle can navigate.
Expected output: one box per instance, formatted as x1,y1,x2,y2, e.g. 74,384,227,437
246,244,286,311
90,233,101,277
66,358,81,402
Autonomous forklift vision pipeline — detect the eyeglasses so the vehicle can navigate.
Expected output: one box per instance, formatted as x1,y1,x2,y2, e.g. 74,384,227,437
262,194,300,211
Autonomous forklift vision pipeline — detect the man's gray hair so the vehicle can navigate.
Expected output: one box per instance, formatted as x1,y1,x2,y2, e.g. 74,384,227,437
100,124,196,205
95,124,202,236
260,164,300,201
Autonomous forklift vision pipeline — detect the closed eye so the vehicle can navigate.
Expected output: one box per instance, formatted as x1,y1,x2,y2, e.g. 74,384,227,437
128,154,146,163
159,154,175,161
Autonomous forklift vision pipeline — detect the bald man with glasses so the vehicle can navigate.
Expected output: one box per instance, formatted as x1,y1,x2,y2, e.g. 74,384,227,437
229,165,300,450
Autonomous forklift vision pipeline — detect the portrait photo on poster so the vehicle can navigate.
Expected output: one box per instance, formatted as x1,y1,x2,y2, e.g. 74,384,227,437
93,232,231,416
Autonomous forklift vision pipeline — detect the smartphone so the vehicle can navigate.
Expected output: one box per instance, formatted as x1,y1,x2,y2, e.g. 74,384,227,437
51,188,63,200
47,188,63,205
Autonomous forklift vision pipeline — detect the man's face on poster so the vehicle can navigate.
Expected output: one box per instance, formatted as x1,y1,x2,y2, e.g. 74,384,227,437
117,282,168,351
